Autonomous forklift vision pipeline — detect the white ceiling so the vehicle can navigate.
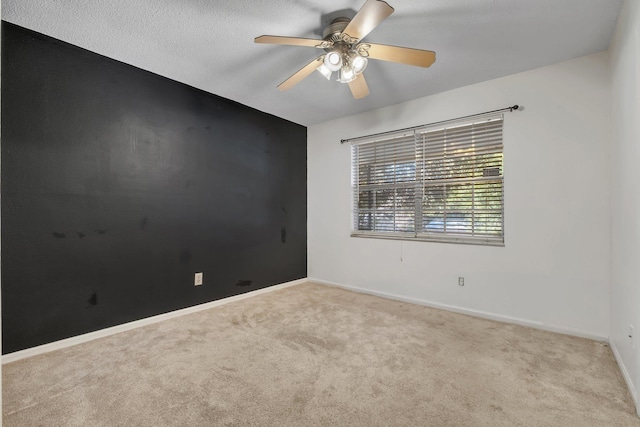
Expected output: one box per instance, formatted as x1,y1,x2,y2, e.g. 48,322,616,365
3,0,623,126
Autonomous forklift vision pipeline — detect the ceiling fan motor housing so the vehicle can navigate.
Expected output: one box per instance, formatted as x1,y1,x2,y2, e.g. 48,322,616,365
323,17,351,42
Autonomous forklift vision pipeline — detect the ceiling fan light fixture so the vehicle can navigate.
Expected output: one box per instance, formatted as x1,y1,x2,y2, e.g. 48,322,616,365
316,64,333,80
324,51,343,72
351,54,368,75
338,64,356,83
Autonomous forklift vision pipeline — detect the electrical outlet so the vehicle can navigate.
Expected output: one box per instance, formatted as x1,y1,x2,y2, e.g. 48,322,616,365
458,276,464,287
629,325,635,349
194,272,203,286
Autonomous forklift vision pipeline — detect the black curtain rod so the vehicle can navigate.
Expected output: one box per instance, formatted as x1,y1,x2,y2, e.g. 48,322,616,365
340,104,520,144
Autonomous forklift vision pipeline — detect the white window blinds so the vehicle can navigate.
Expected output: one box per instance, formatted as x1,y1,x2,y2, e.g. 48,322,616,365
351,114,504,246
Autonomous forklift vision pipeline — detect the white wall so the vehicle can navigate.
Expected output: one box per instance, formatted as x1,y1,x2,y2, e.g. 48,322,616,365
610,0,640,413
1,2,4,423
308,52,611,340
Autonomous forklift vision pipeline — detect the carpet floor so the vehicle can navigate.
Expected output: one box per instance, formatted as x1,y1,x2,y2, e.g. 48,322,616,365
3,282,639,426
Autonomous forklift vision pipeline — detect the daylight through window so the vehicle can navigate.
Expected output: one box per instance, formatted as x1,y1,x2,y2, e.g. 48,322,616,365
351,114,504,246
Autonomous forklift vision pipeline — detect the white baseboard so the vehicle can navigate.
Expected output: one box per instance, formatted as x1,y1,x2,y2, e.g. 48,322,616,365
610,340,640,417
2,278,307,364
308,277,608,342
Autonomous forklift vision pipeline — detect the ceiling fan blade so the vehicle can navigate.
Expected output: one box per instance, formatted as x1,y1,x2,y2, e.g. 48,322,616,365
277,56,325,91
348,74,370,99
365,43,436,68
255,35,331,48
342,0,394,42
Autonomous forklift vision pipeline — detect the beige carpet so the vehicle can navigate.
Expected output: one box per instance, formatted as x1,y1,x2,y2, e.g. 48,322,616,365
3,283,639,426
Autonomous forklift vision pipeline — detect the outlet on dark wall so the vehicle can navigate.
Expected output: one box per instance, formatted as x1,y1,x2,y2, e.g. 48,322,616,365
1,22,307,354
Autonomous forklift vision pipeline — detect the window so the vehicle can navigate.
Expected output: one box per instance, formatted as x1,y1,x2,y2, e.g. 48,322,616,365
351,114,504,246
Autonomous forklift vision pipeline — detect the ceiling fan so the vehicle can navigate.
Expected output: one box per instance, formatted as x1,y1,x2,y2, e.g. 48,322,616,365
255,0,436,99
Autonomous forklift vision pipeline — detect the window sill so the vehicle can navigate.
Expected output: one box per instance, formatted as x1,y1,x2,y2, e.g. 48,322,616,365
350,231,505,247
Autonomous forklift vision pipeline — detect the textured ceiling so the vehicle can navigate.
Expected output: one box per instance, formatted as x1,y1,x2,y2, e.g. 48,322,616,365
3,0,623,126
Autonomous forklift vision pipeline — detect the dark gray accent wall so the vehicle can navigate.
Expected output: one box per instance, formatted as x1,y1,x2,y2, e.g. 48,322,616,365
1,22,307,354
